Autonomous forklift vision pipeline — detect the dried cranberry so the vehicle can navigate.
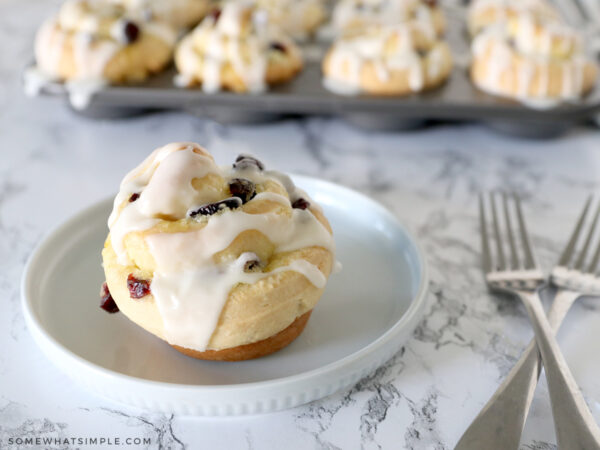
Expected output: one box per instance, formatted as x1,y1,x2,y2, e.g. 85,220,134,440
123,21,140,44
129,192,140,202
233,155,264,171
127,274,151,299
209,8,222,23
244,259,261,272
292,198,310,210
416,48,428,58
100,282,119,313
228,178,256,203
269,42,287,53
189,197,242,217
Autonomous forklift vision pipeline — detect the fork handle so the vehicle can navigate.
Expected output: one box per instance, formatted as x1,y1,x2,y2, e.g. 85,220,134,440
455,290,579,450
520,290,600,450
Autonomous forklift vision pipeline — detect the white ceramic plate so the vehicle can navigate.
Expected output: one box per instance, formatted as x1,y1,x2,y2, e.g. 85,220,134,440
21,175,428,416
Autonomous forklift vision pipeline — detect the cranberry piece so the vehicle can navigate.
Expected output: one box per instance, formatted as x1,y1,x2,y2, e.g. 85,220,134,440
233,155,264,171
129,192,140,202
269,42,287,53
127,274,151,299
209,8,222,23
228,178,256,203
244,259,261,272
100,282,119,313
292,198,310,210
123,21,140,44
189,197,242,217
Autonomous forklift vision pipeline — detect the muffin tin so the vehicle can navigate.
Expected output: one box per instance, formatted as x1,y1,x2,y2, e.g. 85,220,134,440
24,4,600,137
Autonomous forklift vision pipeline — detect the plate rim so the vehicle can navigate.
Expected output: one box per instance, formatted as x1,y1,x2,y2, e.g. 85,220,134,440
21,175,429,411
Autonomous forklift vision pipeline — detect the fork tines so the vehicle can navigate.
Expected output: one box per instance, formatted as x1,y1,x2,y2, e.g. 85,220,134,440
553,195,600,275
479,192,539,274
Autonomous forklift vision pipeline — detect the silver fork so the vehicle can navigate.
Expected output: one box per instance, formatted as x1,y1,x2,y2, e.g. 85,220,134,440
456,193,600,450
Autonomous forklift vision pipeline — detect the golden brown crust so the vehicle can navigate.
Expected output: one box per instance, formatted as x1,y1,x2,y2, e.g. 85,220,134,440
172,311,312,361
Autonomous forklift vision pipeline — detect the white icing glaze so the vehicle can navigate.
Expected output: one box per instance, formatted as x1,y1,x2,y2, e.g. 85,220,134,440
108,142,208,264
108,143,336,351
65,78,108,110
23,67,56,97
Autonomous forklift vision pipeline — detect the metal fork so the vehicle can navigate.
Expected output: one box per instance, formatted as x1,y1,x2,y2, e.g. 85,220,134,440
456,193,600,450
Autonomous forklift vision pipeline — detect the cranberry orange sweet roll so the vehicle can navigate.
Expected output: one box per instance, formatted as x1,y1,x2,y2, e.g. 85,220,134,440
174,2,303,93
322,23,452,96
33,0,176,86
101,143,336,361
470,16,597,104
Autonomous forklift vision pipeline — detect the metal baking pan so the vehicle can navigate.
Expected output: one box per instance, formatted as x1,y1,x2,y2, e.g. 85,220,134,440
23,6,600,138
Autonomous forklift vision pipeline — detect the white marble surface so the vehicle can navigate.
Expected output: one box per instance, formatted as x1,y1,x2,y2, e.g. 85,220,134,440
3,1,600,449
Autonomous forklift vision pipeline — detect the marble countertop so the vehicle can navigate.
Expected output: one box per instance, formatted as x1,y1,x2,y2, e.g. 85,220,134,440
3,1,600,448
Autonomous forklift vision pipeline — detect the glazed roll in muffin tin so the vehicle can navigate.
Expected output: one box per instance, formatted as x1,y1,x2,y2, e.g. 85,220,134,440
174,2,303,93
24,0,600,137
468,0,597,107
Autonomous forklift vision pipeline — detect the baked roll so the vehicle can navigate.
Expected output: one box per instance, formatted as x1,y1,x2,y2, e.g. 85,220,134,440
33,0,176,86
322,23,452,95
174,2,303,93
101,143,335,361
470,17,597,104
